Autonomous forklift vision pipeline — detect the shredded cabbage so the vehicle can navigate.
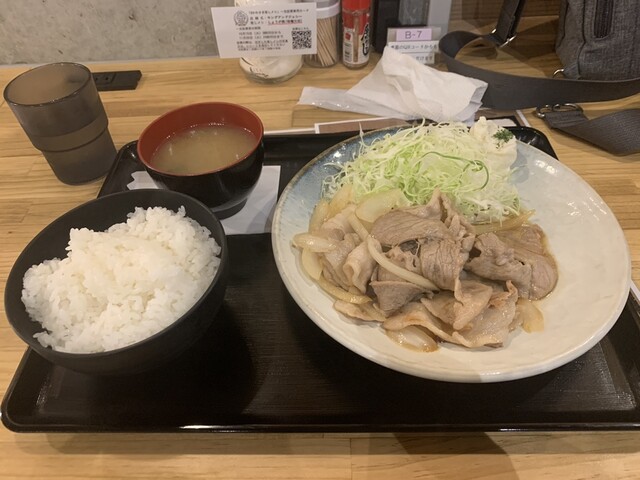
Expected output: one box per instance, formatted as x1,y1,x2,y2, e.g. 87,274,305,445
322,118,520,223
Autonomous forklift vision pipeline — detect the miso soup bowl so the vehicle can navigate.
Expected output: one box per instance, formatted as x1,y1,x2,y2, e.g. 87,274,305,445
137,102,264,219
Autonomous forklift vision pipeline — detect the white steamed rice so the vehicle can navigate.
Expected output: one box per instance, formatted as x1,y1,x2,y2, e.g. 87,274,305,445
21,206,221,354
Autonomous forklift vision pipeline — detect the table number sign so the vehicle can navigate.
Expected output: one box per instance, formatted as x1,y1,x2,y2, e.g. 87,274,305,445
385,27,441,65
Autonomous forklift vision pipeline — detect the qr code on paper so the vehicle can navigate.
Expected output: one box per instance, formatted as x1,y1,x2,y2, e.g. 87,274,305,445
292,28,312,50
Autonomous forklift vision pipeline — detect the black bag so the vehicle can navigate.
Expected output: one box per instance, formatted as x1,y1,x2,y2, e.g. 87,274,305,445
438,0,640,155
556,0,640,80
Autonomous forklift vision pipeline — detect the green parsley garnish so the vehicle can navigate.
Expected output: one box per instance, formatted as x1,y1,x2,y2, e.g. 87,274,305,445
493,128,514,147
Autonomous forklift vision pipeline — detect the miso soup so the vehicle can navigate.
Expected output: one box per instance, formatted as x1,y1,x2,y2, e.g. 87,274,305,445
152,123,257,175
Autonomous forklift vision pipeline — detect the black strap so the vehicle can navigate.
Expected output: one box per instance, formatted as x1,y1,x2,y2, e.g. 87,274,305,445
437,0,640,154
490,0,527,45
438,29,640,111
537,105,640,156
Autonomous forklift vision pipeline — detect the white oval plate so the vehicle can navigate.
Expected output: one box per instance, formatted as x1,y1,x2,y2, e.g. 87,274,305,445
271,128,631,383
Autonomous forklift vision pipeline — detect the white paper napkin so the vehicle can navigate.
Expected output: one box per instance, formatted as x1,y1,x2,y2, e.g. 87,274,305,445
126,166,281,235
299,46,488,124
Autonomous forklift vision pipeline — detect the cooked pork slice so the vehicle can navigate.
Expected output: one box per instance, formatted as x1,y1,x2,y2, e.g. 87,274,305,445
495,225,558,300
371,210,452,246
417,281,518,348
422,279,494,330
450,281,519,347
518,254,556,299
389,244,421,267
322,263,349,290
496,224,547,255
410,302,475,348
440,192,475,234
321,233,360,289
334,300,384,322
465,232,533,298
383,301,437,330
447,213,476,251
343,241,377,294
409,189,476,240
404,190,443,220
466,226,558,300
319,204,357,240
419,238,469,291
492,281,525,331
370,280,425,315
376,245,421,282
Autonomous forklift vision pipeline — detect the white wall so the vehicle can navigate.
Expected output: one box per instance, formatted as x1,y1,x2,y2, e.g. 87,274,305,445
0,0,230,65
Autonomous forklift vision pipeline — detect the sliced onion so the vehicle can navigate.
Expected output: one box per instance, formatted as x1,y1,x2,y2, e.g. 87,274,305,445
366,237,438,291
517,299,545,333
300,248,323,280
355,188,411,223
309,199,330,232
316,275,372,304
473,210,534,234
292,233,337,252
328,184,354,218
358,302,387,322
347,212,370,242
386,326,439,352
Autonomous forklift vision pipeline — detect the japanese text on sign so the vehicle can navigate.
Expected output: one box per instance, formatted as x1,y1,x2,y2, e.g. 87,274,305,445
212,5,317,58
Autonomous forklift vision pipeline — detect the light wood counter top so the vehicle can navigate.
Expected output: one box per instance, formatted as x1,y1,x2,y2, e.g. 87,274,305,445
1,17,640,479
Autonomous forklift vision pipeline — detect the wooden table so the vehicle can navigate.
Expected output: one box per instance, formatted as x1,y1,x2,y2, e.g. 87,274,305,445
1,18,640,479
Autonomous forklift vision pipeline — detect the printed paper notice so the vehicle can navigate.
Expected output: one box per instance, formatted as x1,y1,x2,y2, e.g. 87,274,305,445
386,40,439,65
211,5,317,58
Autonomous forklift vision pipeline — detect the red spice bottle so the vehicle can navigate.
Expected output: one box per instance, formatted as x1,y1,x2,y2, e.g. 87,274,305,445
341,0,371,69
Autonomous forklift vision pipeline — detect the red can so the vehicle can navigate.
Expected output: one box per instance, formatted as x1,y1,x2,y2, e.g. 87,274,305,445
342,0,371,69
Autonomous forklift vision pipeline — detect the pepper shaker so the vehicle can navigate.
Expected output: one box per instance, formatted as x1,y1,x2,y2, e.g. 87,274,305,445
342,0,371,69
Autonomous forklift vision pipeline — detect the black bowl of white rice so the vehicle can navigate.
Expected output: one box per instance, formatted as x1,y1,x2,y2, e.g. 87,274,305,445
4,189,229,375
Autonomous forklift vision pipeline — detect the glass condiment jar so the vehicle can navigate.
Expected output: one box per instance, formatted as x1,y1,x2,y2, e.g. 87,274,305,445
303,0,340,68
235,0,303,84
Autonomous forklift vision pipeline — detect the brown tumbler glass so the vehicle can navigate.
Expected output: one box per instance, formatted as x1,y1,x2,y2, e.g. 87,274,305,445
3,62,116,184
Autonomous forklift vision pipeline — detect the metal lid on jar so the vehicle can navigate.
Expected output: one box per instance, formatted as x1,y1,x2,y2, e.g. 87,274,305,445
302,0,340,17
302,0,338,7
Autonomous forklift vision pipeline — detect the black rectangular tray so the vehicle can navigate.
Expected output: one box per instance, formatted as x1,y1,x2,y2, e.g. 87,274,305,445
4,127,640,433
